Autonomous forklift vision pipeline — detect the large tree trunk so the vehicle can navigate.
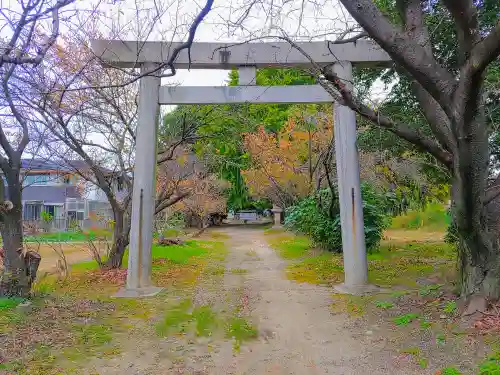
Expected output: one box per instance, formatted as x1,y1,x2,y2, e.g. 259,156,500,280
450,99,496,300
106,209,131,269
458,245,500,300
453,176,500,300
0,180,29,297
456,191,500,300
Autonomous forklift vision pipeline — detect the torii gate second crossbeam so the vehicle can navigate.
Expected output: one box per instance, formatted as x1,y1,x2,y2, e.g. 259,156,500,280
91,40,391,297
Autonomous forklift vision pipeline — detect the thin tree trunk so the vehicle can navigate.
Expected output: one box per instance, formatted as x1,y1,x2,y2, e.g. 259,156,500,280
106,209,130,269
0,180,29,297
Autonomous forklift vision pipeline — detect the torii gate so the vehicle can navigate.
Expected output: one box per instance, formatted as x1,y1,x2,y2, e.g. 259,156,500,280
91,40,391,297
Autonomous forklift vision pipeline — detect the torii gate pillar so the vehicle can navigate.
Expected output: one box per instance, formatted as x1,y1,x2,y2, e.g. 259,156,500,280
115,63,163,297
332,62,369,292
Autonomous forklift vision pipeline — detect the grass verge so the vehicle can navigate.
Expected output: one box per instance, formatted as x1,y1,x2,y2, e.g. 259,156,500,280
0,238,228,374
265,227,500,372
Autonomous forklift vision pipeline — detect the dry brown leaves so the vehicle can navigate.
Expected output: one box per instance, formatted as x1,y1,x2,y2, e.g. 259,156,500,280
152,259,201,286
83,269,127,285
473,304,500,334
0,297,114,365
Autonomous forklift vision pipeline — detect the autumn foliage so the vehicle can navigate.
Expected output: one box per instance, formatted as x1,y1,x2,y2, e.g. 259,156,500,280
242,116,332,207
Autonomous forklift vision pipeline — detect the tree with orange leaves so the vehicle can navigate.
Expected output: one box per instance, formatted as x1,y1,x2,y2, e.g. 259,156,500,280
242,111,333,208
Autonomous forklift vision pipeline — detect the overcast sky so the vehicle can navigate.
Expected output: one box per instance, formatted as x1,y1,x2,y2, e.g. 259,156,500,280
90,0,356,89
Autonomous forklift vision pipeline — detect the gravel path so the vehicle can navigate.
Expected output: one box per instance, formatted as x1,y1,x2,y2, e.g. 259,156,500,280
212,226,424,375
87,226,428,374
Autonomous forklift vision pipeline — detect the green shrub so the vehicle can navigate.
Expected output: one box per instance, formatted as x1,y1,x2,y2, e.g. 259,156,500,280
284,184,388,252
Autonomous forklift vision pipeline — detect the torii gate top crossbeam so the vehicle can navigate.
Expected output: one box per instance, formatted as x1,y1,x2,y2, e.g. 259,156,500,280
90,40,391,69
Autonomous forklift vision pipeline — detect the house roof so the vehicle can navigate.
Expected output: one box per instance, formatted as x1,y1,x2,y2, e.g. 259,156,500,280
21,159,114,174
22,185,82,203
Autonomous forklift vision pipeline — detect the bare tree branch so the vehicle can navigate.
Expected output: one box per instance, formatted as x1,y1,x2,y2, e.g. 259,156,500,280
329,31,368,44
155,191,190,214
336,0,456,118
0,0,76,68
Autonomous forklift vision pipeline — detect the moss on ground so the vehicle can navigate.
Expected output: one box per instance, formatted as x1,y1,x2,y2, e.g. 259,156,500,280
267,229,456,288
267,233,312,259
225,316,258,352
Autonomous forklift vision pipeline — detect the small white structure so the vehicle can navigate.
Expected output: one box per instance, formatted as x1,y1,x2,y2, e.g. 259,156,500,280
91,39,391,296
238,210,258,222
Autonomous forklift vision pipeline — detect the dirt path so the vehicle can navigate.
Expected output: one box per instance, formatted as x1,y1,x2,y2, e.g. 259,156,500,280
213,226,424,375
87,226,427,374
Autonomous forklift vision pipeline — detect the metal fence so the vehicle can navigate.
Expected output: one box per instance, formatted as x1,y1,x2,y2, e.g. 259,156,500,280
23,218,114,234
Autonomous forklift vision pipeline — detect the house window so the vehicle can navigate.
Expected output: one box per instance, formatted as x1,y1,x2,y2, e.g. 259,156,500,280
24,202,42,220
24,174,50,186
67,211,84,221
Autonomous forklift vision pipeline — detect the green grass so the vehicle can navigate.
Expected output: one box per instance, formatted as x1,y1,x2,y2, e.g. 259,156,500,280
71,239,212,272
286,252,344,284
436,333,446,345
156,301,219,338
439,367,462,375
375,301,394,309
401,346,421,356
443,300,457,314
0,310,25,333
267,231,455,288
225,317,258,352
367,241,455,287
420,319,432,329
230,268,248,274
394,313,419,326
192,305,218,337
151,240,209,263
156,299,193,336
419,284,443,296
390,203,450,231
478,351,500,374
267,234,312,259
24,230,112,243
0,297,24,310
75,323,113,346
2,237,228,374
331,294,373,316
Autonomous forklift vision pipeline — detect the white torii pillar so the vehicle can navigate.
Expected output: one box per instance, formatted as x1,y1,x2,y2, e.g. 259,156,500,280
332,62,369,291
115,63,163,297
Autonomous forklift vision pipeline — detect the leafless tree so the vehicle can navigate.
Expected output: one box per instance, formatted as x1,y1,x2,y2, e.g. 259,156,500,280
0,0,217,288
0,0,77,297
29,38,205,268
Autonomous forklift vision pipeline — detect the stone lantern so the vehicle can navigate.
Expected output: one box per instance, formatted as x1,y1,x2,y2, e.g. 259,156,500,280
271,205,283,228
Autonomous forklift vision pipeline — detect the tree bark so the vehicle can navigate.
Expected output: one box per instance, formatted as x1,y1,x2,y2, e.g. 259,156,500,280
0,177,29,297
106,208,131,269
456,197,500,300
